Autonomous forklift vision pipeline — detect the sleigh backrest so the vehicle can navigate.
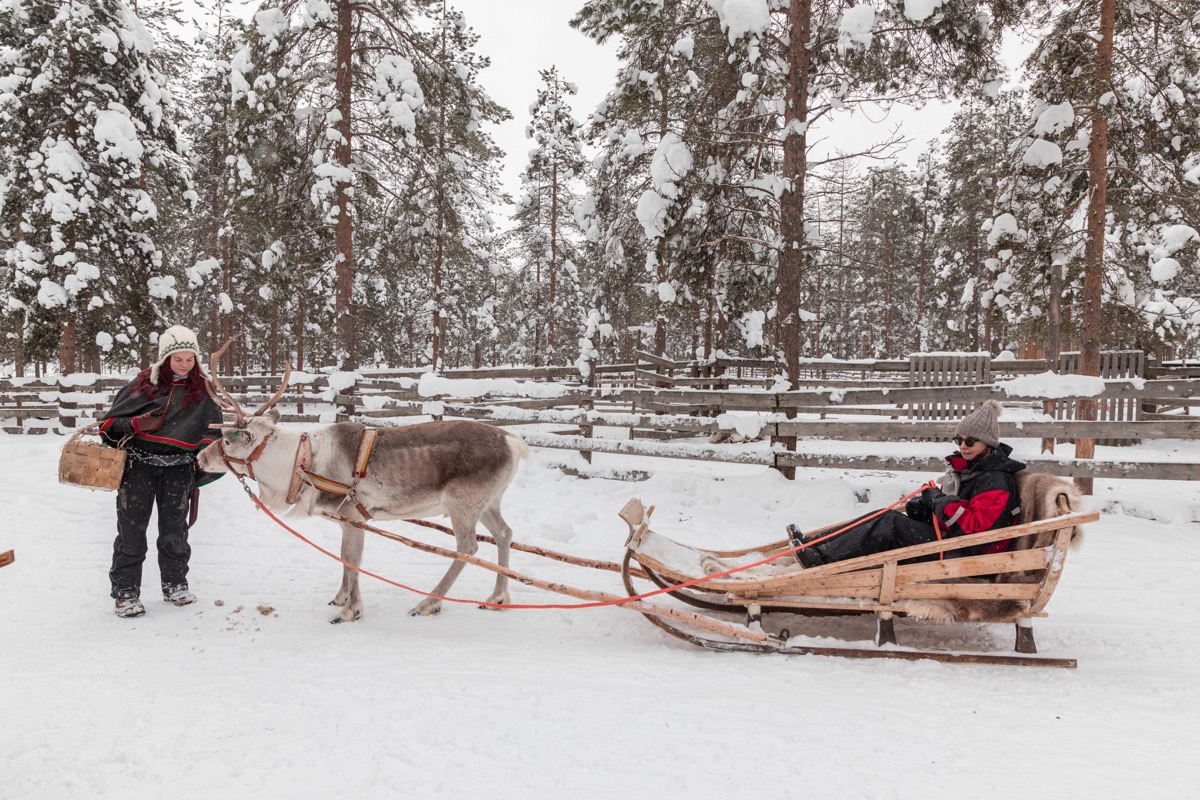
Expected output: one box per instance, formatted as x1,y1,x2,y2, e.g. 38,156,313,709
1012,472,1085,552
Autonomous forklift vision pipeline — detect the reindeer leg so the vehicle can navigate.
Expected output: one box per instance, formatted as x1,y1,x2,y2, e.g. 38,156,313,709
329,522,364,624
410,511,480,617
480,503,512,608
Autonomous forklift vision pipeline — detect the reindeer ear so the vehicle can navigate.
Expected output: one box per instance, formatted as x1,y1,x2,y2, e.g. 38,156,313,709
267,407,281,423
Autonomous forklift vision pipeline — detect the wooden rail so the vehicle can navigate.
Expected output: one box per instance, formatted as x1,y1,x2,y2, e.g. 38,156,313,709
4,366,1198,481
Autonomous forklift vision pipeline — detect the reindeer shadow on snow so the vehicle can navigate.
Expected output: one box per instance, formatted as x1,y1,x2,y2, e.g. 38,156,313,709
197,343,527,623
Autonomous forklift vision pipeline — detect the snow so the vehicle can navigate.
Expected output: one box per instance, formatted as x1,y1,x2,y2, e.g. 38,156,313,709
987,212,1021,246
1160,224,1198,254
902,0,945,23
373,55,423,134
1151,257,1181,283
1022,138,1063,168
2,429,1198,797
93,106,145,162
715,411,765,438
838,5,877,52
707,0,770,43
1034,102,1075,136
418,373,571,399
995,371,1109,399
254,8,288,40
649,133,692,199
636,188,672,239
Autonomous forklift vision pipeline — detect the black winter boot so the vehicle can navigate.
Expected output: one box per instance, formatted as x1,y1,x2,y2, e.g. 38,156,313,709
115,596,146,618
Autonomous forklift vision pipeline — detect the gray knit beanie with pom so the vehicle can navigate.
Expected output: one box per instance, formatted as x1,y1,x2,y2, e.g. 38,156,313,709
954,399,1002,448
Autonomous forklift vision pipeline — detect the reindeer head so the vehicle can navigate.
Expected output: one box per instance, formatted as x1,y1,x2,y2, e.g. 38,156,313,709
197,338,292,474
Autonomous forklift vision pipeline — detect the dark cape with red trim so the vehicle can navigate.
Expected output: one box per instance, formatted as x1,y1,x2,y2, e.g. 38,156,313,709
99,378,225,486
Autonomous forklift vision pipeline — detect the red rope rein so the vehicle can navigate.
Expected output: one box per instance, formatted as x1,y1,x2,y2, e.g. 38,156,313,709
231,472,931,611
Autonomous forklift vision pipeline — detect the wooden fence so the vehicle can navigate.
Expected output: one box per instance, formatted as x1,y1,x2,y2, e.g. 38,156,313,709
4,355,1199,482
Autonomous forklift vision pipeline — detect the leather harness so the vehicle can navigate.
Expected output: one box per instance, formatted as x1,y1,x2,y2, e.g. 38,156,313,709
219,428,379,520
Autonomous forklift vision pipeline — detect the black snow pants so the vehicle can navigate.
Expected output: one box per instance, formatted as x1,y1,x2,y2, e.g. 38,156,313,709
797,510,940,568
110,456,196,599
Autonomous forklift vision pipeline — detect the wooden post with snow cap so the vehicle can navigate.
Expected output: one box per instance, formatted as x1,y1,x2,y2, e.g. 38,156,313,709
332,372,357,422
57,393,78,431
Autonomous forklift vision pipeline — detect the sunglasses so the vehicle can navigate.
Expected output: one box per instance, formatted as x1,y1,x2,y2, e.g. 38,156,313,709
953,436,979,447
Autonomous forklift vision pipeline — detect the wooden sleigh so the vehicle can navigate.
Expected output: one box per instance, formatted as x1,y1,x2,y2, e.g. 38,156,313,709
297,471,1092,668
618,474,1098,668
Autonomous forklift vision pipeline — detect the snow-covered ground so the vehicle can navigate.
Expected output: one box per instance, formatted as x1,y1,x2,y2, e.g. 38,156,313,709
2,428,1197,798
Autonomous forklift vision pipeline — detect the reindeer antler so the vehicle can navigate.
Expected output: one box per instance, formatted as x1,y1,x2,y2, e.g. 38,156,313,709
253,361,292,417
207,338,247,426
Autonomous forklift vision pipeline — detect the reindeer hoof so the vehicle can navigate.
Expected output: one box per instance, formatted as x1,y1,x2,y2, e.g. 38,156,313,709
409,600,442,617
329,609,362,624
481,591,511,610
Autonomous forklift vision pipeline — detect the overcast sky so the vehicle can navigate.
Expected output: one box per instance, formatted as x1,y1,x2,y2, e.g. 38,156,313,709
452,0,621,202
451,2,972,207
214,2,1020,216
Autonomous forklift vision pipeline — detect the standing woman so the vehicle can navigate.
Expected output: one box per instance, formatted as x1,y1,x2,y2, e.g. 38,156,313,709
789,400,1025,566
99,326,224,618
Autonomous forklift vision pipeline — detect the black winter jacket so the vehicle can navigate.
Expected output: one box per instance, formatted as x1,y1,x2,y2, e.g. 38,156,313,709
929,442,1026,553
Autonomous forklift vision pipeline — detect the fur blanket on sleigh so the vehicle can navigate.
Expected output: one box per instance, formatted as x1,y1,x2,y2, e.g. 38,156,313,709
897,472,1086,623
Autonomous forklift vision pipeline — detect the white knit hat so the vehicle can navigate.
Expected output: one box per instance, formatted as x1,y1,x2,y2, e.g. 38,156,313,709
150,325,207,384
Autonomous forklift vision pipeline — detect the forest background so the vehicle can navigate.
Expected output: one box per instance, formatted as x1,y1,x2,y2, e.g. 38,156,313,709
2,0,1198,384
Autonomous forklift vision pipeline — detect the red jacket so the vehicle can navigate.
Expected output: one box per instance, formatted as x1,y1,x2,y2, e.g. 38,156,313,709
931,442,1025,554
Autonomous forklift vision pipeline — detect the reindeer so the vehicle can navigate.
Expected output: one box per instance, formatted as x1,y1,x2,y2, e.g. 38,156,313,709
197,343,528,622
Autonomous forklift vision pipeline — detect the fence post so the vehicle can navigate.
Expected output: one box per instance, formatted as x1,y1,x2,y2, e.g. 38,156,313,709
580,366,596,464
772,389,797,480
58,390,78,431
336,379,357,422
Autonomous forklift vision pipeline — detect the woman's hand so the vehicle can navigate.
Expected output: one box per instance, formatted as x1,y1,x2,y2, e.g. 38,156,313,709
905,493,933,523
134,407,166,433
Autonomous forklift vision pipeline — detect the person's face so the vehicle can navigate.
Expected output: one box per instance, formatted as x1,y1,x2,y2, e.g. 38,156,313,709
955,436,988,460
169,352,195,378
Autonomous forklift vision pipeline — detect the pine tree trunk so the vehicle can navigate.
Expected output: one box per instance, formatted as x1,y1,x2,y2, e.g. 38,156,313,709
209,131,223,354
221,234,234,351
774,0,811,478
431,17,447,373
58,315,77,376
270,302,278,374
915,207,929,352
334,0,356,369
549,160,558,361
779,0,809,384
1075,0,1116,496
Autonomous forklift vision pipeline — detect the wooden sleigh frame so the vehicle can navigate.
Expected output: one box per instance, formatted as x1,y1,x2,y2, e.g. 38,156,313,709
302,476,1094,668
618,492,1098,668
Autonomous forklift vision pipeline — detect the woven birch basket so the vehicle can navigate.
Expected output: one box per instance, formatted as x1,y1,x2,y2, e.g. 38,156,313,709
58,422,126,491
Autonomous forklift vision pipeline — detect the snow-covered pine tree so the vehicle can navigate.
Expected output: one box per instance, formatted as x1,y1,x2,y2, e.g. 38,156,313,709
1020,0,1199,362
846,165,929,357
574,0,778,364
807,157,869,357
384,2,509,371
933,92,1028,353
226,0,431,369
0,0,189,374
705,0,1024,390
504,66,586,367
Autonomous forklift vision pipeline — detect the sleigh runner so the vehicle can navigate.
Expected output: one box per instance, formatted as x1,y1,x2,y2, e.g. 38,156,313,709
618,473,1097,667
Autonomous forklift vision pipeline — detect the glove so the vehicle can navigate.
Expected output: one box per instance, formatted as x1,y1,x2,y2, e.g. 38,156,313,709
134,407,166,433
905,493,933,524
188,489,200,528
922,486,952,517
